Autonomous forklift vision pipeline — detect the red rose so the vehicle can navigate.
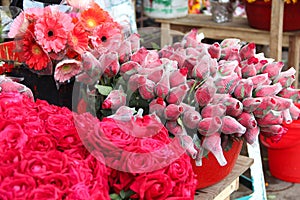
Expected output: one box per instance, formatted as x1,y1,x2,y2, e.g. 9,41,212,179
0,174,36,199
23,116,45,137
0,189,13,200
166,154,190,182
0,123,28,150
45,113,76,139
66,183,91,200
35,99,60,120
130,172,173,200
57,129,82,150
25,134,57,152
27,184,63,200
0,92,25,111
0,149,22,178
41,173,70,191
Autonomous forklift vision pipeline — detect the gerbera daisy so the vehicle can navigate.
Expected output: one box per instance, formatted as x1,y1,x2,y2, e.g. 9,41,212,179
54,59,82,83
79,2,113,31
68,23,89,54
22,32,51,71
8,12,29,38
34,7,74,53
91,22,123,50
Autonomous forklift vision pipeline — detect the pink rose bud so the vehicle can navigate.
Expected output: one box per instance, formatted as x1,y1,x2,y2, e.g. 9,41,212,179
248,73,271,89
209,59,218,77
221,116,246,135
186,79,196,89
256,110,283,126
183,56,197,76
289,103,300,120
120,61,140,75
202,132,227,166
254,83,282,97
192,55,210,81
282,109,293,124
241,63,257,78
100,52,120,78
239,42,256,60
218,60,239,76
244,126,259,145
182,110,202,129
154,71,170,98
118,40,131,63
178,135,198,159
181,28,200,48
128,33,140,52
220,38,241,49
166,120,183,135
149,97,166,117
226,48,241,62
186,47,200,58
260,125,287,135
195,78,217,107
164,104,184,120
235,64,242,78
253,96,277,118
146,68,164,83
214,73,240,94
237,112,257,129
255,59,268,73
169,52,186,68
197,116,222,136
242,97,263,113
170,68,188,88
139,79,156,100
128,74,146,91
201,104,226,118
222,97,244,117
273,96,292,111
233,79,253,100
273,68,296,88
262,61,284,80
166,84,189,104
180,103,195,113
278,88,300,102
208,42,221,59
102,89,126,110
159,45,174,58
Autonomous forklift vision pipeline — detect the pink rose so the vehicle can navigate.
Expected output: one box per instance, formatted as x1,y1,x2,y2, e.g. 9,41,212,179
130,172,173,200
0,189,13,200
170,68,188,88
262,61,284,80
66,183,90,200
182,110,201,129
102,89,127,110
197,117,222,136
166,154,190,182
0,149,22,178
100,51,120,78
155,72,170,98
41,173,70,191
45,113,76,139
208,42,221,59
221,116,247,135
139,79,156,100
239,42,256,60
164,104,184,121
149,98,167,117
195,78,216,106
166,84,189,105
201,103,226,118
57,130,82,150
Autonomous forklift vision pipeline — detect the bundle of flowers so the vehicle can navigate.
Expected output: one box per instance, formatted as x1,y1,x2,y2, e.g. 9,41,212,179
6,0,128,82
0,76,197,199
0,77,110,199
76,28,300,168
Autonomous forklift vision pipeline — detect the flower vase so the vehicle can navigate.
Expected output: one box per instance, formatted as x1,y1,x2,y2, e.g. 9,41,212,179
191,139,243,189
245,0,300,31
260,104,300,183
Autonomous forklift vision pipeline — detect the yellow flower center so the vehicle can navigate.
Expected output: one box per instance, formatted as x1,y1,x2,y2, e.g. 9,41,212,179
32,45,42,56
72,36,78,46
87,19,97,28
62,65,72,72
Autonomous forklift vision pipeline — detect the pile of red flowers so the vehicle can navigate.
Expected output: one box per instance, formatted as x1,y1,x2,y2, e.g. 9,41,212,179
0,77,197,200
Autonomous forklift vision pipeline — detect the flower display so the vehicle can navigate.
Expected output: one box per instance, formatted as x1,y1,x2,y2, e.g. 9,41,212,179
6,1,123,83
0,76,197,199
247,0,297,4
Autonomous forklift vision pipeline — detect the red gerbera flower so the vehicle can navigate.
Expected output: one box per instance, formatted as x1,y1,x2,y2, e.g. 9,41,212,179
68,23,89,54
22,32,51,71
80,2,113,31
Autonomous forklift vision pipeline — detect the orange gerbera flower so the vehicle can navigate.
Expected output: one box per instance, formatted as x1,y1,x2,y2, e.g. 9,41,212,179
68,23,88,54
80,2,113,31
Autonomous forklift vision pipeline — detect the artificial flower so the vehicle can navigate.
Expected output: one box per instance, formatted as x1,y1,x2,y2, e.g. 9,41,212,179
54,59,82,83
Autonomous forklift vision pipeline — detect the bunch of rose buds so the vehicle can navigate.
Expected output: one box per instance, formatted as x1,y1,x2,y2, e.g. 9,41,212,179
87,29,300,167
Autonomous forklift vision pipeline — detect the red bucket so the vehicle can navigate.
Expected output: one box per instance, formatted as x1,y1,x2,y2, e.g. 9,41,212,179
191,139,243,189
260,104,300,182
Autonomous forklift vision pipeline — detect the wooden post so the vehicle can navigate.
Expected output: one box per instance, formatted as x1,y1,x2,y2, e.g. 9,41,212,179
1,0,10,6
269,0,284,61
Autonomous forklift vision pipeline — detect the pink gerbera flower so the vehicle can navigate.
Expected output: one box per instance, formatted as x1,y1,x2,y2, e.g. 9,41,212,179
8,12,29,38
22,32,51,71
34,7,74,53
54,59,82,83
91,22,123,50
68,23,88,54
67,0,92,10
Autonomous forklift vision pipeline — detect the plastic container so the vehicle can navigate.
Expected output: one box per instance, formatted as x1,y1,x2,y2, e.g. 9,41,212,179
260,104,300,182
143,0,188,19
191,139,243,189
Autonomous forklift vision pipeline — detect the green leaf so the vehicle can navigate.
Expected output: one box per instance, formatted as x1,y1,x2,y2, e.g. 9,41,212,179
151,42,160,50
95,85,112,96
120,190,126,199
110,193,119,200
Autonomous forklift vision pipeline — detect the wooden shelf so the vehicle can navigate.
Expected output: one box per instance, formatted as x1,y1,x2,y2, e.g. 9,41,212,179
195,155,254,200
